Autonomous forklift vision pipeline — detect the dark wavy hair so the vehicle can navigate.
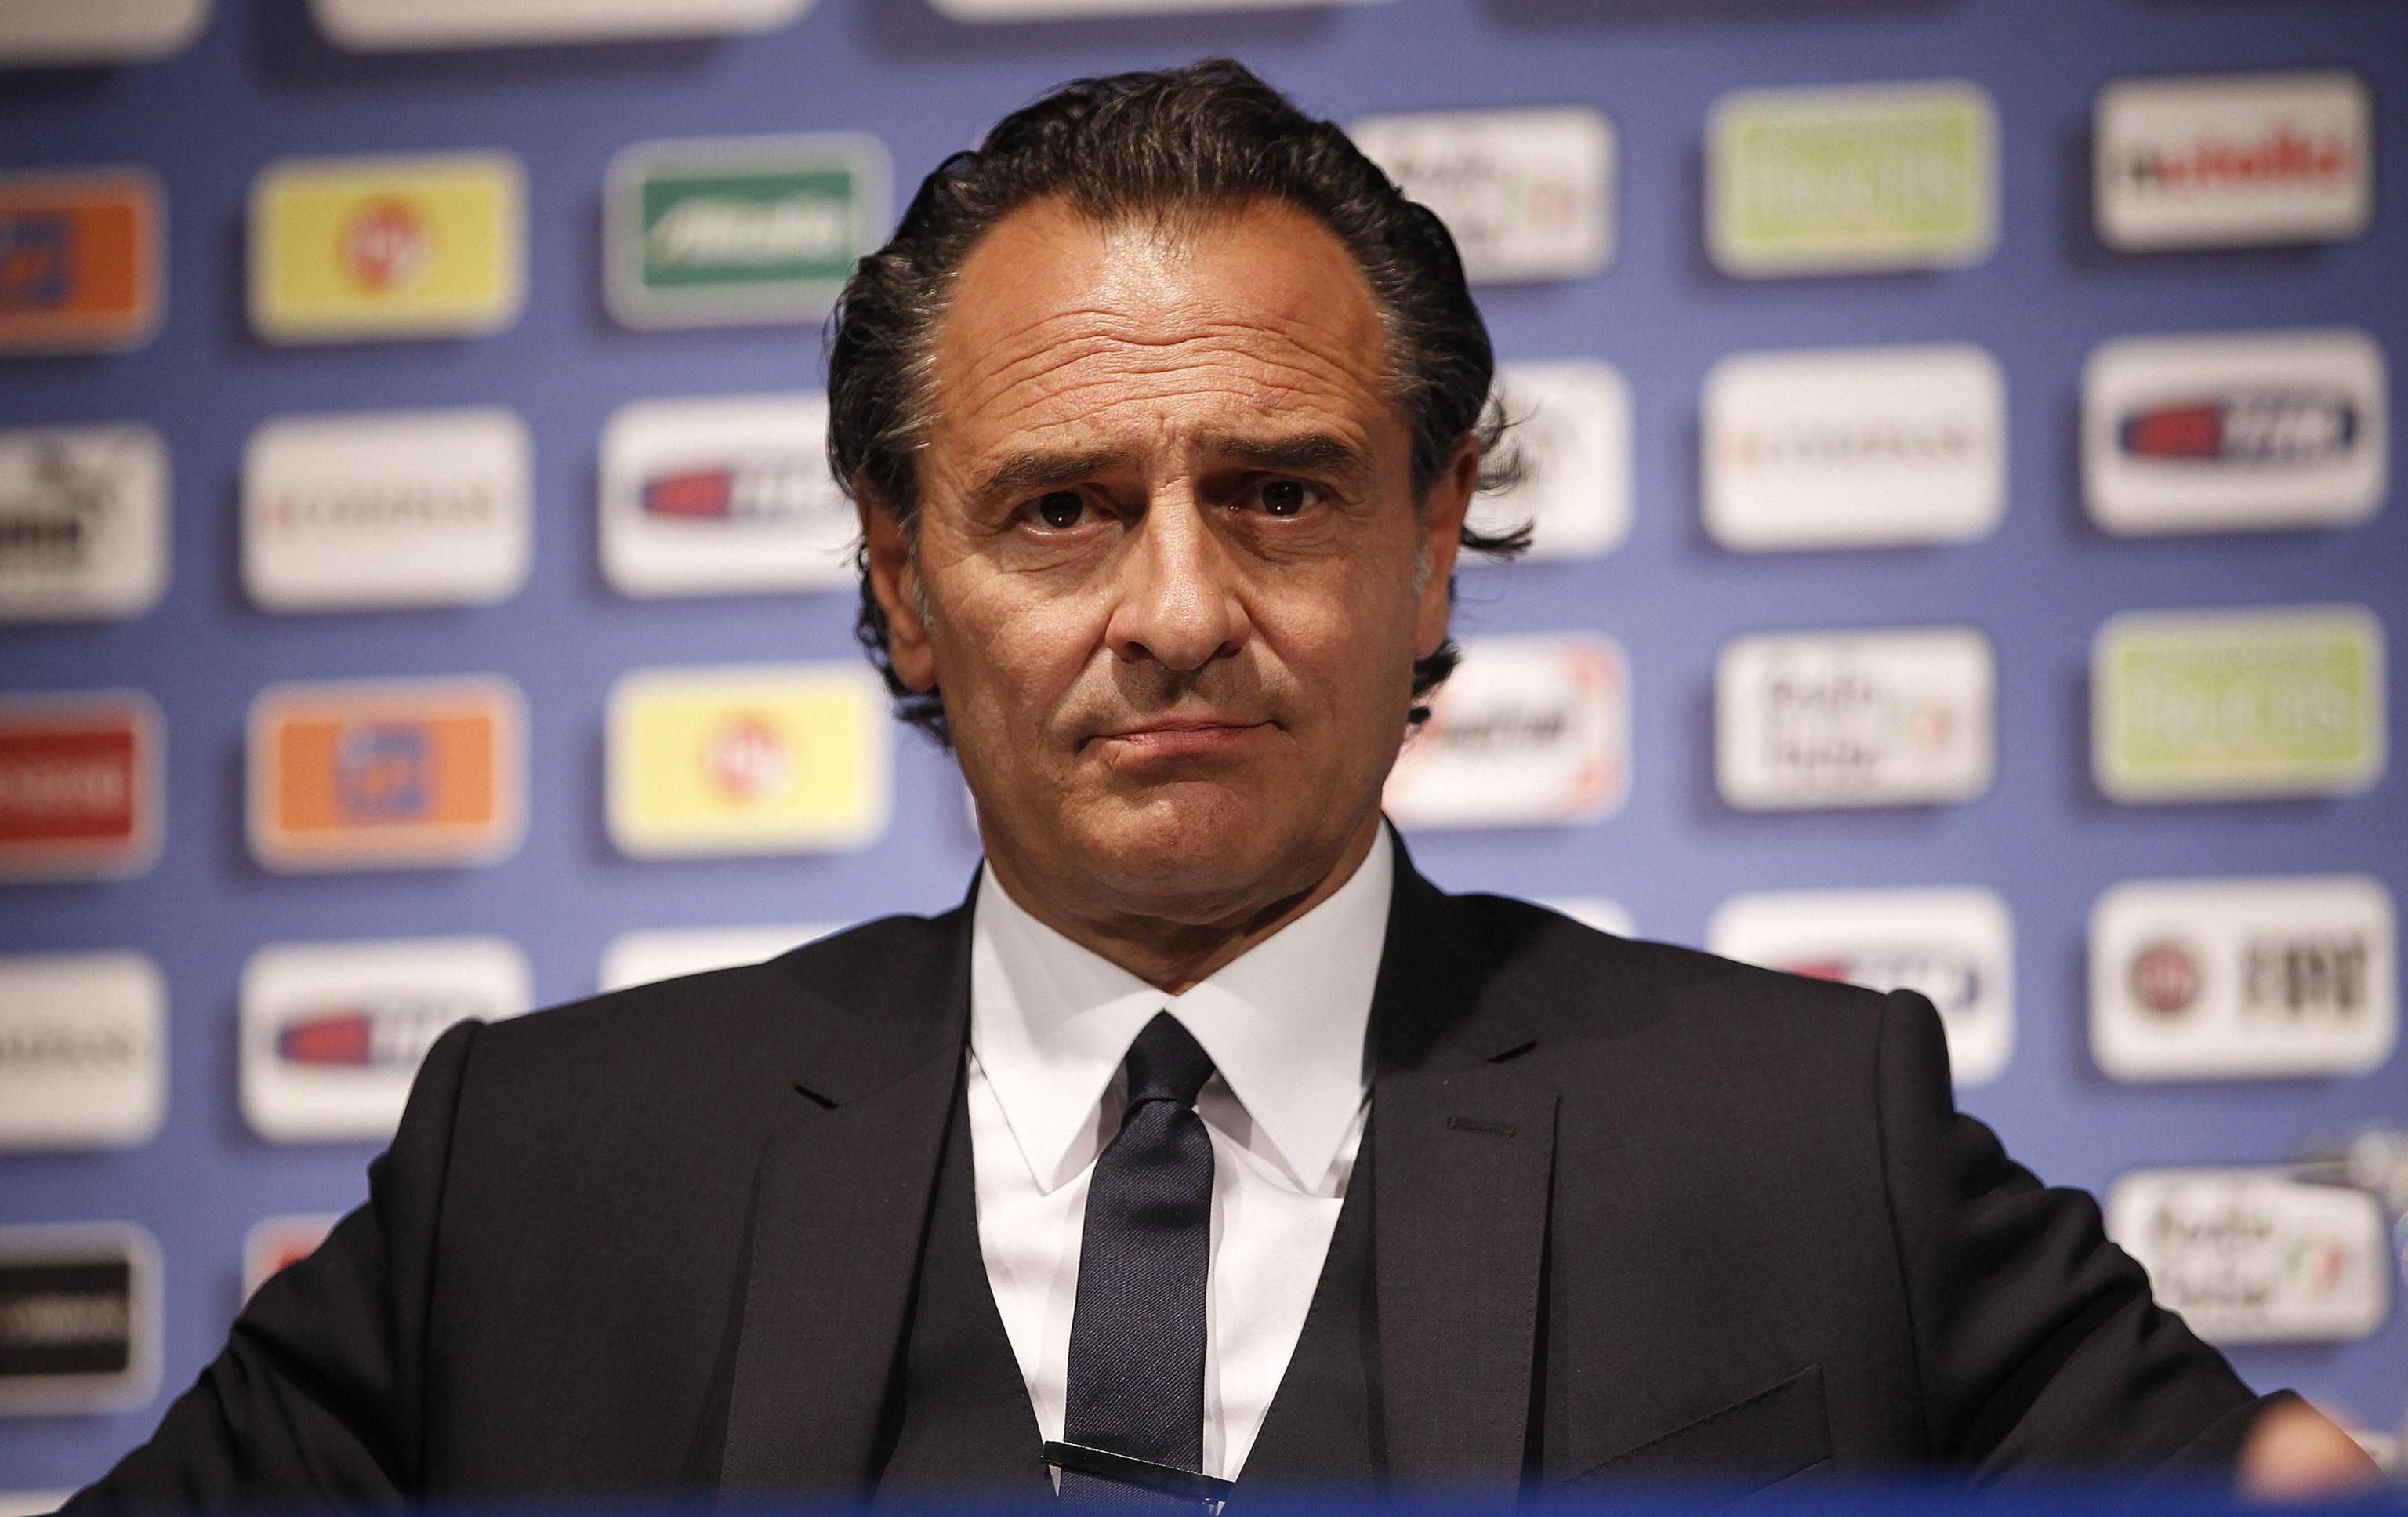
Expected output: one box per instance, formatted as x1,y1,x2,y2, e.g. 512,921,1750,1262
827,58,1529,746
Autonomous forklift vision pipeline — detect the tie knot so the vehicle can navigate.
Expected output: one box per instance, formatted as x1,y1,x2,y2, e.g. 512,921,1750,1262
1123,1012,1214,1109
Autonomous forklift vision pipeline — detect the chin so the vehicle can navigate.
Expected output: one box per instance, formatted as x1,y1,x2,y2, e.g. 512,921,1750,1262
1074,786,1293,919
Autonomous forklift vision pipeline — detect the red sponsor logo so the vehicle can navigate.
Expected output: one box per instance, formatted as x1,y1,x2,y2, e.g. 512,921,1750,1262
2123,123,2355,198
2131,939,2203,1016
342,199,428,292
703,713,789,804
0,694,158,879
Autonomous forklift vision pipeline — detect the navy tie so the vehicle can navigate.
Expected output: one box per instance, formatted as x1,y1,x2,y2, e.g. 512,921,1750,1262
1058,1012,1217,1509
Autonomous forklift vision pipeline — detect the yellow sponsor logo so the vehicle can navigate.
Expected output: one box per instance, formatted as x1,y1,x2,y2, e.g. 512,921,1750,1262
250,152,523,342
607,663,890,857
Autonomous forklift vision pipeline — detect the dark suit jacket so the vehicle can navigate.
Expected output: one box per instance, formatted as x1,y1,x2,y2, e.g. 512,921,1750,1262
67,851,2276,1508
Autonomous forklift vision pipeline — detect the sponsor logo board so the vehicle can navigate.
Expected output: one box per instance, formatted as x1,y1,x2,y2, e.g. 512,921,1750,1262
1385,634,1627,830
2083,328,2385,535
248,677,524,872
2095,71,2371,252
1717,626,1994,810
607,136,887,330
242,408,531,612
2093,606,2384,802
310,0,807,48
2107,1168,2390,1344
0,168,163,354
241,936,530,1142
0,0,209,64
1709,81,1996,276
0,424,168,623
1539,898,1635,938
251,153,523,343
607,664,890,857
241,1214,339,1299
599,923,840,993
1351,107,1614,284
0,691,161,882
2091,875,2395,1081
0,1223,160,1414
600,394,853,597
1709,887,2014,1086
1471,361,1630,561
0,952,165,1152
1703,344,2004,550
0,1493,74,1517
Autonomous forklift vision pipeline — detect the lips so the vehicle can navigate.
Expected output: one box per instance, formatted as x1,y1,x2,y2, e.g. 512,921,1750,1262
1090,718,1271,758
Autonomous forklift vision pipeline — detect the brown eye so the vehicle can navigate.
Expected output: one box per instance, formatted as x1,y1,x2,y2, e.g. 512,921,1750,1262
1260,480,1310,517
1028,491,1085,530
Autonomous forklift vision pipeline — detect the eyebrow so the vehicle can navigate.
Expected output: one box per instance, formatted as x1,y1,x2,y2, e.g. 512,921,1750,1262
970,433,1373,505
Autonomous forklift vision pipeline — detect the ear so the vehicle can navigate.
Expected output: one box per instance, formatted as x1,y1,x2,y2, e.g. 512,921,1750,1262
1413,437,1480,659
858,486,938,691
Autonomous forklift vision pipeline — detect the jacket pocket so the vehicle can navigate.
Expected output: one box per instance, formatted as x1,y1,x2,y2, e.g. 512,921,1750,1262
1551,1363,1831,1496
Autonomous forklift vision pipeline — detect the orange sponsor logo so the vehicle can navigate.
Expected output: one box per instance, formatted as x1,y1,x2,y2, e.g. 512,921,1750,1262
248,677,524,872
0,168,163,354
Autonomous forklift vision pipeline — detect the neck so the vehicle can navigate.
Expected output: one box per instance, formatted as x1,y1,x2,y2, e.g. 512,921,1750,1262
981,812,1386,994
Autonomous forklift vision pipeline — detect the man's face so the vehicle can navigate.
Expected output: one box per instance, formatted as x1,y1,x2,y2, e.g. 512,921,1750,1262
865,196,1472,928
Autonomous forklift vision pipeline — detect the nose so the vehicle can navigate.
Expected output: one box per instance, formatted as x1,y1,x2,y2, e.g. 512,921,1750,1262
1103,496,1250,673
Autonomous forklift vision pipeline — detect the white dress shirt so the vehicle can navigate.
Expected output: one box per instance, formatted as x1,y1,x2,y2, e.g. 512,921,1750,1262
966,829,1393,1483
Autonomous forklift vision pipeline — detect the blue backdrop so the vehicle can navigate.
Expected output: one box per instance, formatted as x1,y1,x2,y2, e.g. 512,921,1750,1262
2,0,2403,1493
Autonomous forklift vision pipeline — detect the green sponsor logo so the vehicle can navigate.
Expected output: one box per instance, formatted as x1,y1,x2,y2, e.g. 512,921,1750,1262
1710,82,1996,275
2094,607,2386,801
607,135,888,328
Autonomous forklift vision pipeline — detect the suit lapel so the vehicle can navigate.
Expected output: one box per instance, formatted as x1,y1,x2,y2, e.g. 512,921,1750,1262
718,903,973,1496
1369,847,1558,1490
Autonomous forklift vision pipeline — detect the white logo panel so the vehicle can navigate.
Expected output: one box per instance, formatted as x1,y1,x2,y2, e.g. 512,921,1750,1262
2095,71,2373,251
1385,634,1628,830
1703,344,2004,550
2083,328,2385,535
2091,876,2395,1081
242,408,532,612
2107,1169,2390,1344
0,952,166,1152
240,937,531,1143
1717,626,1994,810
1351,107,1614,283
0,426,169,623
0,1223,161,1415
1472,361,1630,561
599,923,840,993
600,394,853,597
1708,887,2013,1087
311,0,810,47
0,0,209,64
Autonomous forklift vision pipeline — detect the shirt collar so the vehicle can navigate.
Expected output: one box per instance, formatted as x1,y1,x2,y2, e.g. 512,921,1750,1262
969,829,1392,1196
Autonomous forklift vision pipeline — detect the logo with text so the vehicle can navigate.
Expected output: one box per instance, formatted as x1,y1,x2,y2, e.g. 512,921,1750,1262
0,425,169,623
2083,328,2385,535
2091,875,2395,1080
1716,626,1993,810
1470,361,1631,561
600,394,853,596
1351,107,1614,284
2106,1170,2389,1345
2093,606,2384,802
608,136,887,329
2094,71,2371,251
310,0,810,49
1709,81,1995,276
0,1224,160,1415
242,408,531,612
1703,344,2004,550
0,691,161,882
0,953,165,1154
1385,635,1628,830
241,937,531,1143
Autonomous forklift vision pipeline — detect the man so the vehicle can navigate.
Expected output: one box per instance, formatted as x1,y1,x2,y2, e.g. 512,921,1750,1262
65,61,2373,1510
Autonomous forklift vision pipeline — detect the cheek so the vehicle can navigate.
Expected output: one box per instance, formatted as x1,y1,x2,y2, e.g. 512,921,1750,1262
936,571,1108,728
